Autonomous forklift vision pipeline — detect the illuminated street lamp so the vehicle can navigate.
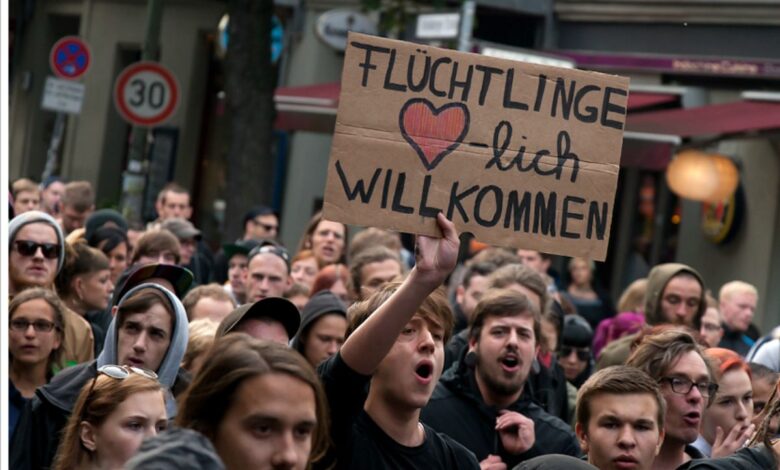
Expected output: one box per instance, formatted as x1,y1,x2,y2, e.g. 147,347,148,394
666,149,739,203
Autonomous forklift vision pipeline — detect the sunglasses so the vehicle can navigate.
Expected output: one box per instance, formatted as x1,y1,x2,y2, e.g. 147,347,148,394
559,346,591,361
80,365,160,421
253,219,278,232
13,240,60,259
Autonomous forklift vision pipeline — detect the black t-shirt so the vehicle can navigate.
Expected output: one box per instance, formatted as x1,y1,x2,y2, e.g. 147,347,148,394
318,353,479,469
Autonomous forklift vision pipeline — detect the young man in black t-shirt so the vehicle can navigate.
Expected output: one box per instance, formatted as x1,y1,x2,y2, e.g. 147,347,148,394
318,214,479,469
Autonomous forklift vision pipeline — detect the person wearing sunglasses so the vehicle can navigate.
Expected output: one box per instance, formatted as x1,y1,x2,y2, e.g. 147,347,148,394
9,288,65,439
626,328,717,469
559,314,595,389
9,210,95,368
10,282,190,470
52,365,167,470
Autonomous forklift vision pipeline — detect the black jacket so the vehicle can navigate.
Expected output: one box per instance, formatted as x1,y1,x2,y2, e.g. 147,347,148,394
444,331,570,423
678,445,775,469
420,358,581,467
9,361,191,470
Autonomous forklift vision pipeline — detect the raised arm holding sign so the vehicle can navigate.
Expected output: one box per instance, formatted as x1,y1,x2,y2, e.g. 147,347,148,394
324,32,629,261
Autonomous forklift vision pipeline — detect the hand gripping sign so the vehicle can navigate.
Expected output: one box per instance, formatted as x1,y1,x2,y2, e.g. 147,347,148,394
323,33,630,261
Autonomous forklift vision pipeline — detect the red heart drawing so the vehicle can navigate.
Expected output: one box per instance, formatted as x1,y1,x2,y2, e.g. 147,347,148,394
399,98,470,171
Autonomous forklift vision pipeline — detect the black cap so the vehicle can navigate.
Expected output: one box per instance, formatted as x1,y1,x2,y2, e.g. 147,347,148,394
216,297,301,340
242,206,278,226
562,314,594,349
112,263,194,306
222,239,264,261
85,209,129,240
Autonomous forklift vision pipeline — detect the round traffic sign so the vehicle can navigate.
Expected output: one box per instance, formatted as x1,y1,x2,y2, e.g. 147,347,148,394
114,62,179,127
50,36,91,79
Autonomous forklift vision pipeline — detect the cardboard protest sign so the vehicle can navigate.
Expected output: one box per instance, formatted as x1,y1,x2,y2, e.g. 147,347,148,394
324,32,629,261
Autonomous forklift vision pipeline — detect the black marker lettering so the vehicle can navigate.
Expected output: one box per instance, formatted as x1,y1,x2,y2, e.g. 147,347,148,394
449,62,474,102
551,78,575,120
504,190,532,232
561,195,585,239
419,175,442,217
474,185,503,227
383,48,407,92
380,169,393,209
335,161,381,203
503,69,529,110
429,57,452,97
351,41,390,87
475,65,504,106
587,201,609,240
533,192,557,236
391,172,414,214
447,182,479,222
573,85,600,123
601,87,627,130
407,53,431,92
533,74,547,112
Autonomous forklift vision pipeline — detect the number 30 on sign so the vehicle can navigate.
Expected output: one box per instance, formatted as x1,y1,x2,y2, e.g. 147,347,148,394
114,61,179,127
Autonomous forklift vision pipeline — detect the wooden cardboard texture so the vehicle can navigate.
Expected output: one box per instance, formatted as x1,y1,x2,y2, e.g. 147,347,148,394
324,33,629,261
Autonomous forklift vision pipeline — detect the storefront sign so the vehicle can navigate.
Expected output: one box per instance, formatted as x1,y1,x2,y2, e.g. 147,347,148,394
323,33,629,260
315,10,377,51
701,185,744,244
416,13,460,39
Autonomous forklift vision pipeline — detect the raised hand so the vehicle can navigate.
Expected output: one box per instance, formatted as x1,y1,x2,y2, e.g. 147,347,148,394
412,212,460,288
711,423,755,458
496,410,535,455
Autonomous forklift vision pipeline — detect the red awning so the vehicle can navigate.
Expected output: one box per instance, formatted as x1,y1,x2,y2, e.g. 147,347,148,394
274,82,340,133
627,92,678,111
626,100,780,139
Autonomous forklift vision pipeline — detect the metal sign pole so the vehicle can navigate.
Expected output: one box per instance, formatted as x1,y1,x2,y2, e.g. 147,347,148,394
119,0,163,225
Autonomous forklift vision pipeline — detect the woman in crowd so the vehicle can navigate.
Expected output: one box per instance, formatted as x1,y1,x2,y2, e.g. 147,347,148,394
297,211,347,268
52,365,168,470
564,257,615,330
88,226,130,285
176,333,329,470
291,290,348,368
310,263,350,304
181,319,219,376
290,249,319,289
9,288,64,438
558,314,595,389
692,348,756,458
56,242,114,356
592,278,647,358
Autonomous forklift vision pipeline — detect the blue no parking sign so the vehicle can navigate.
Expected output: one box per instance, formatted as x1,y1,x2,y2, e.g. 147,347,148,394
50,36,91,80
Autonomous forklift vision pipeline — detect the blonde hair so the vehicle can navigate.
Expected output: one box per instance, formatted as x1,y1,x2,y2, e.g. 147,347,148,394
182,319,219,372
719,281,758,303
617,278,648,313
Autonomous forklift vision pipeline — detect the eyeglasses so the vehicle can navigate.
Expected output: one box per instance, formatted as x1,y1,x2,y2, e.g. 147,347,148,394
10,318,57,333
701,322,723,332
660,376,718,398
249,244,290,268
559,346,590,361
13,240,60,259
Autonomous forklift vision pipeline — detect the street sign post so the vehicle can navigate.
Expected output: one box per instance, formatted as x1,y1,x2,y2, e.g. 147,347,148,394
49,36,91,79
113,61,179,127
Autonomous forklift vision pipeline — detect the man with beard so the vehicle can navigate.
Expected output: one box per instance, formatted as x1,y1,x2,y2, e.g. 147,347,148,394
598,264,706,369
421,289,581,469
626,329,717,469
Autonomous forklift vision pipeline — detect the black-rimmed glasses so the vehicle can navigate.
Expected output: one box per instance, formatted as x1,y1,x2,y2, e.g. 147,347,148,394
13,240,60,259
10,318,57,333
559,346,590,361
660,376,718,398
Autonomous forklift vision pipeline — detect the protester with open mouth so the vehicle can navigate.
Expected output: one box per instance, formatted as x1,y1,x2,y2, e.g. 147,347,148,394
421,288,581,468
626,328,717,469
297,211,347,269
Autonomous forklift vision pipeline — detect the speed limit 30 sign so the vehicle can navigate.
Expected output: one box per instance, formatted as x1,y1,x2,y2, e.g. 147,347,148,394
114,61,179,127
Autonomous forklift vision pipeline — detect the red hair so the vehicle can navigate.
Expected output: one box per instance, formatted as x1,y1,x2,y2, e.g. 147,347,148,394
705,347,752,381
310,263,349,295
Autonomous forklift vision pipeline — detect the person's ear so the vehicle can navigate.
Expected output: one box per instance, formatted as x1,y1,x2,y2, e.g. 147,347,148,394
656,427,665,456
574,422,590,455
455,285,465,306
184,206,192,220
74,277,85,302
80,421,97,452
52,328,62,351
111,305,119,317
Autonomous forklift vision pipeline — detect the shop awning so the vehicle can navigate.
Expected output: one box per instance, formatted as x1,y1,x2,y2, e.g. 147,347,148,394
274,82,340,133
627,92,678,111
626,100,780,140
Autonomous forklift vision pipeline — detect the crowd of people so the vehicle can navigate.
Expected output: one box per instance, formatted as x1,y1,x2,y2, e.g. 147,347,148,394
7,175,780,470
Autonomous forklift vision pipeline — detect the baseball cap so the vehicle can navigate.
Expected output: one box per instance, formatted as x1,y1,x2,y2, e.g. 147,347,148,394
160,218,201,241
222,239,264,261
242,206,278,226
248,241,290,272
111,263,194,306
85,209,128,240
216,297,301,340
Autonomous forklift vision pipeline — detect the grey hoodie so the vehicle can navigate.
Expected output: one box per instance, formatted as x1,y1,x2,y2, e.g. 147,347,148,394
97,282,189,416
